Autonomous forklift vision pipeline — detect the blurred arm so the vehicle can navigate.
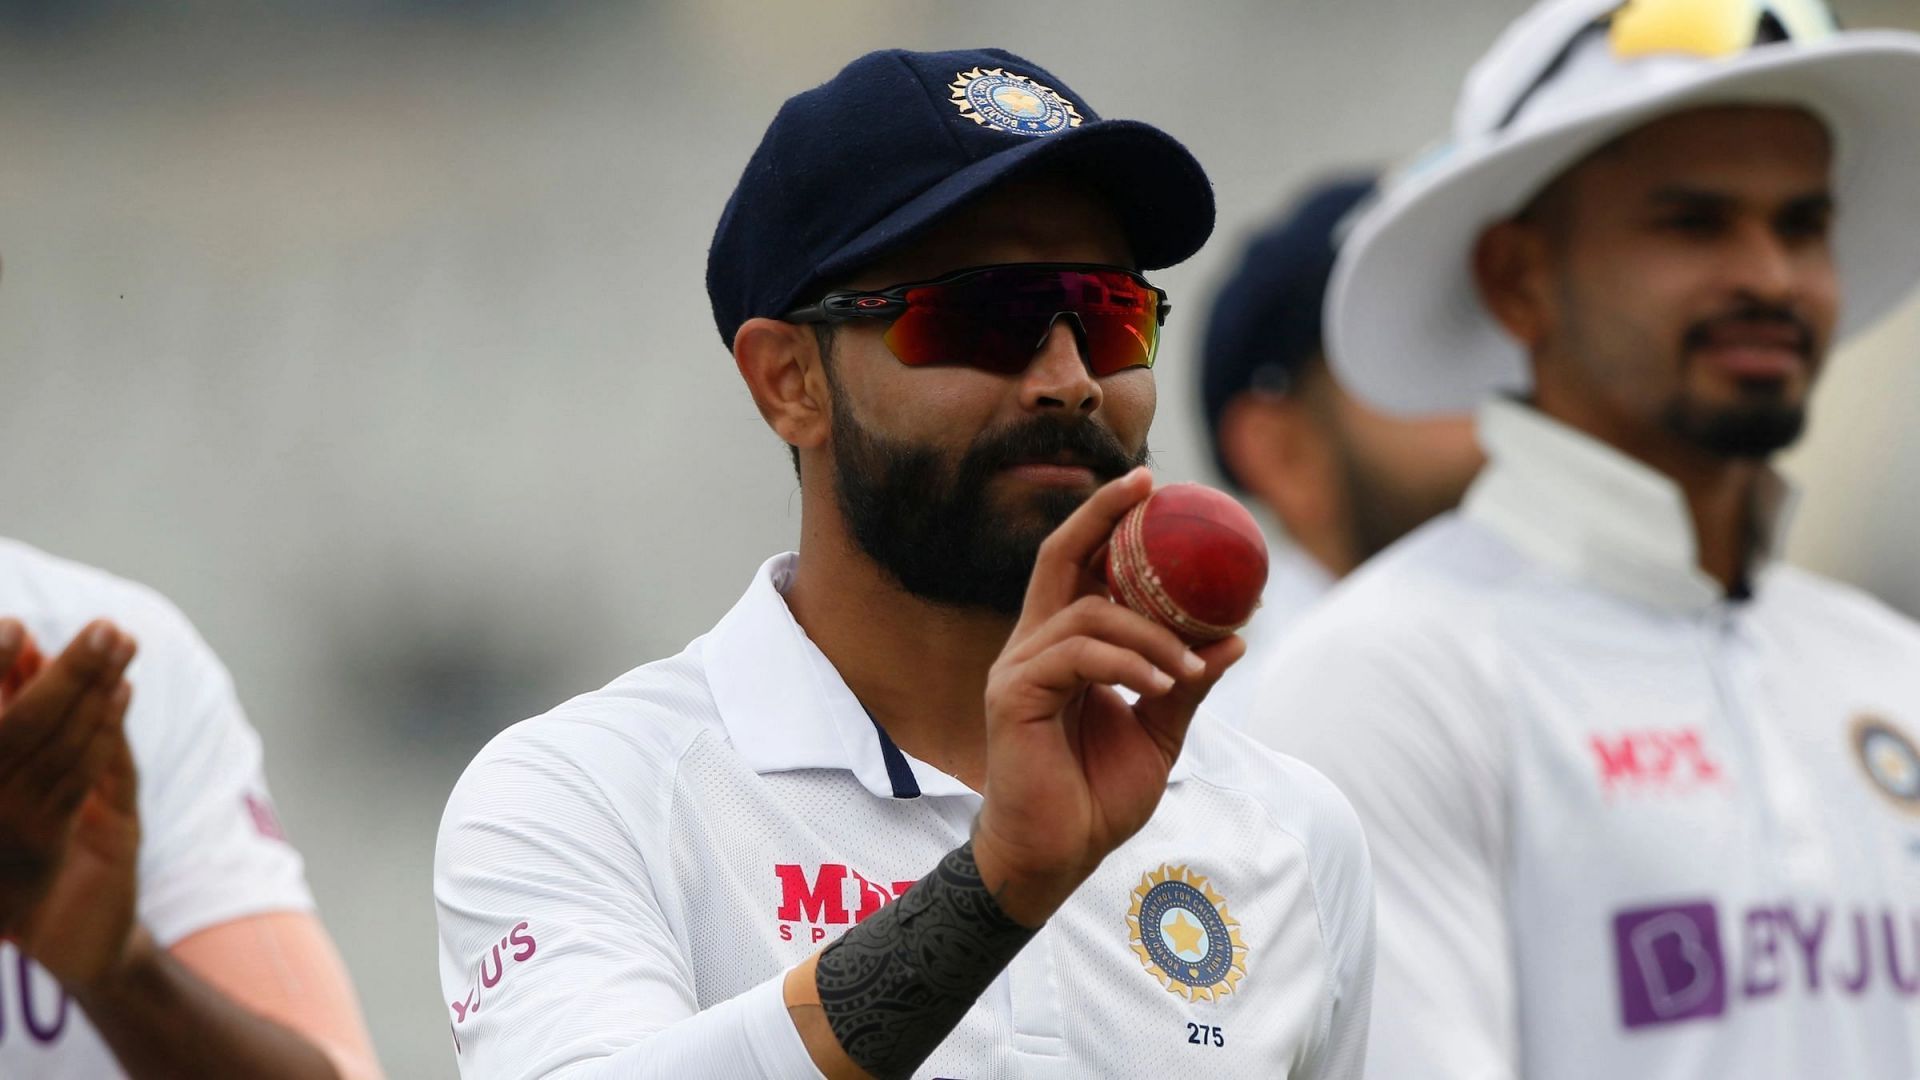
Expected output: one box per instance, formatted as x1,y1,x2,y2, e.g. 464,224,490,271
1246,626,1518,1080
73,913,380,1079
173,911,383,1078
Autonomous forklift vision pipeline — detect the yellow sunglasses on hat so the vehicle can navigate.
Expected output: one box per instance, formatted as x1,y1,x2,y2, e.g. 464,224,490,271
1610,0,1837,60
1498,0,1840,129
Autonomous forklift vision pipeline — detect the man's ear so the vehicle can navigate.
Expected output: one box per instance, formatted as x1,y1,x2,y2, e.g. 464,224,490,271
1473,219,1554,350
734,318,831,453
1219,394,1336,538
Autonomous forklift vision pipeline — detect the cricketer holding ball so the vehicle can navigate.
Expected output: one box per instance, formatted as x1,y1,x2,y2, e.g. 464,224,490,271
1243,1,1920,1078
434,47,1373,1079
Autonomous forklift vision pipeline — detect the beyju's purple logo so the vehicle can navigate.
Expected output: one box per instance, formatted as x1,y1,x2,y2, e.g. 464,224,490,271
448,920,538,1039
1615,903,1727,1028
1614,900,1920,1030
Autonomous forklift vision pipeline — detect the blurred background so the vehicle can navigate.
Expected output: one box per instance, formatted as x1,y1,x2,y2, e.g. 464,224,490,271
1,0,1915,1073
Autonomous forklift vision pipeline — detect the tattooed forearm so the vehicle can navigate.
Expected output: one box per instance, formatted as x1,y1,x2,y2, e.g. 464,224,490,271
813,840,1039,1079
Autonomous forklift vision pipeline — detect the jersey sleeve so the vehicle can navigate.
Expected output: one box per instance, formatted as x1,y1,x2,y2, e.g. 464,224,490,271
434,721,824,1079
1292,762,1377,1080
125,597,314,947
1244,620,1517,1080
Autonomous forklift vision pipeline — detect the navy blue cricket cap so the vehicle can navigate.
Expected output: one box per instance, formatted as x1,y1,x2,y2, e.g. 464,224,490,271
706,47,1216,346
1200,174,1377,488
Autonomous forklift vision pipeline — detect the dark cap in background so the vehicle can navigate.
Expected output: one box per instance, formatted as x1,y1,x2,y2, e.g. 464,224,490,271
1200,175,1376,489
706,47,1216,347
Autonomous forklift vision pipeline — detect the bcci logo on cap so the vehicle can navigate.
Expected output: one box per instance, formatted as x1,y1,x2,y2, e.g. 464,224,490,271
948,67,1083,138
1127,864,1247,1002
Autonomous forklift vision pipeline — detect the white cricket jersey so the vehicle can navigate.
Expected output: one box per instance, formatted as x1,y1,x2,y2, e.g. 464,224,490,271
0,539,314,1079
435,552,1375,1079
1206,543,1333,730
1244,399,1920,1080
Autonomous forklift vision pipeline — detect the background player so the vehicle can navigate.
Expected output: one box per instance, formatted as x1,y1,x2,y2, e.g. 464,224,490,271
1198,175,1482,721
1247,1,1920,1077
0,543,381,1077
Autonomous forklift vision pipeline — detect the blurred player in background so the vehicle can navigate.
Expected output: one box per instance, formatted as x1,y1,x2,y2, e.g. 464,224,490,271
0,543,380,1075
436,46,1372,1079
1198,176,1482,722
1245,1,1920,1077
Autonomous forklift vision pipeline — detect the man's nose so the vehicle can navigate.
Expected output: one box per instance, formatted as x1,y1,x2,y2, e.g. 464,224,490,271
1017,316,1100,416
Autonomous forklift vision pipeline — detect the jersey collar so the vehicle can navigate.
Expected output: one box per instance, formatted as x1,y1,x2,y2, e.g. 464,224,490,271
700,554,949,798
1462,398,1797,613
704,553,1197,799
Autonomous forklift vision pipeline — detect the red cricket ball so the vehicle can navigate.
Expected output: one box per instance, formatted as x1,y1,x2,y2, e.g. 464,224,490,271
1105,483,1268,644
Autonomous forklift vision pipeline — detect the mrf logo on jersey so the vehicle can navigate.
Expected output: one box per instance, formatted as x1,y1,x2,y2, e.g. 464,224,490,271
774,864,917,943
1589,727,1725,795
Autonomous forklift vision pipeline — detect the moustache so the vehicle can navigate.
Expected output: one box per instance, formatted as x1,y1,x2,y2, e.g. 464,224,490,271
1682,304,1816,361
963,419,1142,482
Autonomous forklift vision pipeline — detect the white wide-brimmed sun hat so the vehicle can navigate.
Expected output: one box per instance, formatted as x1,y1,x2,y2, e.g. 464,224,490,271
1327,0,1920,415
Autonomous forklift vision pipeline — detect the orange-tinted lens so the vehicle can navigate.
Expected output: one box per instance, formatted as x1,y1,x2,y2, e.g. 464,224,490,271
882,267,1163,376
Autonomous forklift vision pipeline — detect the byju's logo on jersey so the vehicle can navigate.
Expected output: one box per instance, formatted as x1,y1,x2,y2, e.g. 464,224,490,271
948,67,1083,137
1589,727,1725,796
1852,715,1920,814
1614,902,1727,1027
1613,898,1920,1030
774,864,917,944
446,920,539,1053
1127,864,1247,1002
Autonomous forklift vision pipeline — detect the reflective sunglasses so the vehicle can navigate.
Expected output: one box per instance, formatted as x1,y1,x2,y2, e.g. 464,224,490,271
785,263,1171,376
1499,0,1840,130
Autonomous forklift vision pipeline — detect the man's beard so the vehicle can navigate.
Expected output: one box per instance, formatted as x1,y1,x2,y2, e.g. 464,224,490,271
1660,303,1816,459
1658,397,1807,459
829,388,1146,616
1331,440,1476,566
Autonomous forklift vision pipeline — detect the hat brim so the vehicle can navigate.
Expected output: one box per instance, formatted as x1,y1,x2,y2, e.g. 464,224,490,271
1328,33,1920,416
788,119,1214,310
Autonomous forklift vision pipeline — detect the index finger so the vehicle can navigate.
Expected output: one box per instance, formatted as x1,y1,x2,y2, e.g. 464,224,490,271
0,620,135,763
1017,467,1153,633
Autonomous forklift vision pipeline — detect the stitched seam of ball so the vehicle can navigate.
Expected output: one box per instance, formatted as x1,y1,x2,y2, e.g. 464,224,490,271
1114,497,1240,642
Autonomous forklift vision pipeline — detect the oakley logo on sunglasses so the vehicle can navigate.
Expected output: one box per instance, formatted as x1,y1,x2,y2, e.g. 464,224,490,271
1498,0,1841,131
786,263,1170,377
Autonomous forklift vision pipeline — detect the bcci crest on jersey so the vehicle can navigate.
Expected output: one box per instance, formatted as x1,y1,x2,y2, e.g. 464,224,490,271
1127,864,1248,1002
1853,715,1920,813
948,67,1083,137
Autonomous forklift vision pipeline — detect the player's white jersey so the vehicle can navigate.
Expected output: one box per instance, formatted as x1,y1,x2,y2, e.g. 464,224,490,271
435,552,1375,1079
0,539,313,1079
1205,542,1332,729
1246,399,1920,1080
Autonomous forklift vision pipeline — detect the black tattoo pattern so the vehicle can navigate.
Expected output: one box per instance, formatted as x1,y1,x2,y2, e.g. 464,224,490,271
814,840,1039,1079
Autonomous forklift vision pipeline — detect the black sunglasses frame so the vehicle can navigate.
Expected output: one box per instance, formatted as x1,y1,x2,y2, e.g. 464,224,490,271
784,262,1173,327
